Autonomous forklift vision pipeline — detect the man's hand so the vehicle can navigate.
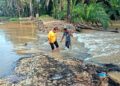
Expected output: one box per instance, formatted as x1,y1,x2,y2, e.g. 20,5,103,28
60,40,62,42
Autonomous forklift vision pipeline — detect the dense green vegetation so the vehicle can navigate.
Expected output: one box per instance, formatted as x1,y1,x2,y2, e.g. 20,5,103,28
0,0,120,28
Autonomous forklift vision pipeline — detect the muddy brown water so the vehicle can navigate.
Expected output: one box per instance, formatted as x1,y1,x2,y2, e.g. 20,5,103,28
0,21,37,78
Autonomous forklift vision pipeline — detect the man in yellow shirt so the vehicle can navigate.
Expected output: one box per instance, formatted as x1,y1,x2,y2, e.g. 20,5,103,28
48,27,59,52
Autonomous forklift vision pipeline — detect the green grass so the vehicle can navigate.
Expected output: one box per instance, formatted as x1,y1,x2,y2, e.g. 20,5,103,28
9,18,20,21
38,15,55,21
0,17,10,20
0,16,54,22
0,17,20,21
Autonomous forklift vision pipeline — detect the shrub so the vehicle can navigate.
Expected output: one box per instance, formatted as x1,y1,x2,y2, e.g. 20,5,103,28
71,3,110,28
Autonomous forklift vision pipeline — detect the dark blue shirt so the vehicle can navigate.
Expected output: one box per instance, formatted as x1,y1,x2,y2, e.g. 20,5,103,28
63,32,71,42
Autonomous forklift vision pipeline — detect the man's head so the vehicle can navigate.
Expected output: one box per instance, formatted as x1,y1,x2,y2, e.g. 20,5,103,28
64,28,68,32
115,28,118,31
53,27,58,33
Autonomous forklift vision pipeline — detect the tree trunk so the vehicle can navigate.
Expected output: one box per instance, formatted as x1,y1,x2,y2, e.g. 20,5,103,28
60,0,64,11
29,0,33,17
84,0,90,4
67,0,71,22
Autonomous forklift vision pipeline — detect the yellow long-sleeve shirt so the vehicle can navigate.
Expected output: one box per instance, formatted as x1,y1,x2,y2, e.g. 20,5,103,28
48,31,57,43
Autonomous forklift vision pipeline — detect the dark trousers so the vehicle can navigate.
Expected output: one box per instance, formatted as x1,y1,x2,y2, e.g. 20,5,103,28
65,41,71,48
50,41,59,50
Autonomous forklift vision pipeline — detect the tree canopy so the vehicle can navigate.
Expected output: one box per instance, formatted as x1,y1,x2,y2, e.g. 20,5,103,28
0,0,120,28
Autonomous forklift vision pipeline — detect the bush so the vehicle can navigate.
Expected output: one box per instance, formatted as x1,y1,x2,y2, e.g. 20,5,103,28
71,3,110,28
105,0,120,20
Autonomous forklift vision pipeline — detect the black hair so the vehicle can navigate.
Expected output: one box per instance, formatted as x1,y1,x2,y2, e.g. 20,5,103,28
53,27,58,30
64,28,67,31
115,28,118,30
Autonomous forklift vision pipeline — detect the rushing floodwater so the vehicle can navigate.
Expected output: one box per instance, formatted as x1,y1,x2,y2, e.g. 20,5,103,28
0,21,36,78
38,30,120,67
76,31,120,65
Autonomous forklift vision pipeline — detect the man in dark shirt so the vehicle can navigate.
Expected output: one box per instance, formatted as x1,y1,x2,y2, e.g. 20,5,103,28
61,28,72,49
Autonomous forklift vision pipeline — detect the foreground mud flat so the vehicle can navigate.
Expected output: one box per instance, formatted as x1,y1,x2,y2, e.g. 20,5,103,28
0,51,119,86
